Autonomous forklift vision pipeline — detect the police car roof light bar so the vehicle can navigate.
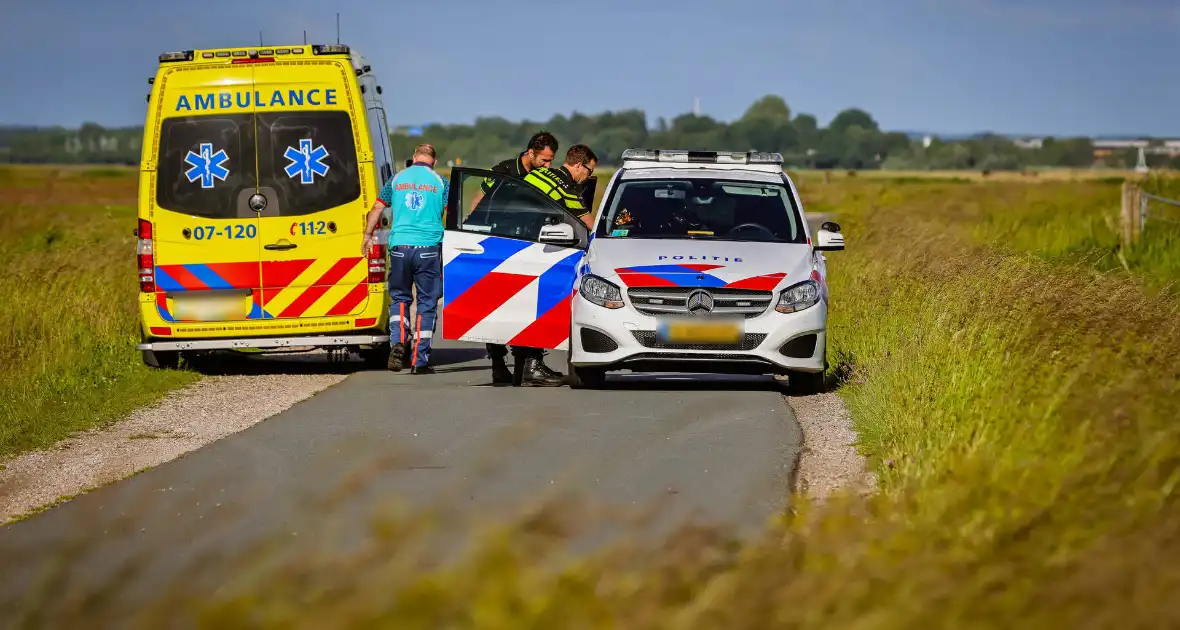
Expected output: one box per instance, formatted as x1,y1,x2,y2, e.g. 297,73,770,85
620,148,784,165
159,51,194,63
313,44,350,55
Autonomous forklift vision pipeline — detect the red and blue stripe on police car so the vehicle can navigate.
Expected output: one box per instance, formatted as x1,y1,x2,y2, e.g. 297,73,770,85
441,233,583,350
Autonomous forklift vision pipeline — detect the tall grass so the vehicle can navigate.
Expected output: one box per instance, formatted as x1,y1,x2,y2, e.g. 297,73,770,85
15,174,1180,627
0,167,196,458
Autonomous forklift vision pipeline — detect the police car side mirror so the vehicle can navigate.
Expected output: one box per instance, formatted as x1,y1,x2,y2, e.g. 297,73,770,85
815,227,845,251
538,223,577,247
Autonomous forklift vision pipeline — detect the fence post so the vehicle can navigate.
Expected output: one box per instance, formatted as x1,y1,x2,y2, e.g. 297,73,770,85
1139,192,1148,242
1120,181,1135,246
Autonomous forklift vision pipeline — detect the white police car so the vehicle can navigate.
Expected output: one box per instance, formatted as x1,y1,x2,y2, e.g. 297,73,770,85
437,148,844,391
566,149,844,390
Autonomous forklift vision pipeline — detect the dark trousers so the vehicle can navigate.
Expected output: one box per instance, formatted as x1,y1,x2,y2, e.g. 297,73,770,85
388,244,441,368
487,343,542,361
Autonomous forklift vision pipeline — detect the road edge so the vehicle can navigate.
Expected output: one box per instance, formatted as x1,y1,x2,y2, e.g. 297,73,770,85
0,370,350,525
786,391,876,504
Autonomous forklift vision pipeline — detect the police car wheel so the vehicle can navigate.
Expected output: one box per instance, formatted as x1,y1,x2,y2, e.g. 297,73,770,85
567,361,607,390
142,349,180,370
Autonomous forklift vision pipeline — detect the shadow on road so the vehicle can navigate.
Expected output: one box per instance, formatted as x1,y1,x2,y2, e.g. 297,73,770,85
596,373,790,393
185,346,491,376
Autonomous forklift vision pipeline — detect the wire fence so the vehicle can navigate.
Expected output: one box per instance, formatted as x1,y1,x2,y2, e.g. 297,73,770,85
1120,182,1180,246
1141,192,1180,228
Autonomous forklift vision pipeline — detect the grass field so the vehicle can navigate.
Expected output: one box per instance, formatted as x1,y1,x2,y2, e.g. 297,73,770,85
0,166,196,458
8,164,1180,626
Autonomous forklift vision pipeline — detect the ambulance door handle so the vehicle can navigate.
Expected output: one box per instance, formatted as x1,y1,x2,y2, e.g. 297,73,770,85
454,246,482,253
265,242,298,251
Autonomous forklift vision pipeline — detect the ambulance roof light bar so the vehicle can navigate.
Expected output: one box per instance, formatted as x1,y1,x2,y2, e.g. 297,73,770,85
313,44,350,55
158,50,194,63
620,149,783,165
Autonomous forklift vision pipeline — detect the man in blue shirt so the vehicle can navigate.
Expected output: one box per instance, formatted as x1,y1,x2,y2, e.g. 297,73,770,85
363,144,448,374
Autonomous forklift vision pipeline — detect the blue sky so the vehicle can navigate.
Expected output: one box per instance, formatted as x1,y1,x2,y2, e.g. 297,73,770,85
0,0,1176,136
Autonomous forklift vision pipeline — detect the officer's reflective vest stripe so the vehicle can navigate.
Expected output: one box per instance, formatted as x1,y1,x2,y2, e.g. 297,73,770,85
523,168,586,216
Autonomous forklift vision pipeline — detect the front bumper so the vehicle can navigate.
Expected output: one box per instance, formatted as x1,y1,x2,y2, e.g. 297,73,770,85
569,295,827,374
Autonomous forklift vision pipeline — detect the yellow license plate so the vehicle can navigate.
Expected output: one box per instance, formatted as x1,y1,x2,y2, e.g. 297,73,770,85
171,292,252,321
657,320,743,344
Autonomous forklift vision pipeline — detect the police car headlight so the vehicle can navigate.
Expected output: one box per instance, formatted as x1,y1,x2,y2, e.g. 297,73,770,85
580,274,624,309
775,280,821,314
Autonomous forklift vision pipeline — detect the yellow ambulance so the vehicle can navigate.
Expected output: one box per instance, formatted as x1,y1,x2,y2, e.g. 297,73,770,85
135,43,394,369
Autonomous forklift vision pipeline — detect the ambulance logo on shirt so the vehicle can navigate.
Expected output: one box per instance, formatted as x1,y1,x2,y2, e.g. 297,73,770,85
405,191,425,211
184,143,230,189
283,139,330,184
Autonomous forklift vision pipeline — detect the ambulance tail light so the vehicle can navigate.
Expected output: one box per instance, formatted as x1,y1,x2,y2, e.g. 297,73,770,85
367,243,387,284
232,57,276,64
137,218,155,293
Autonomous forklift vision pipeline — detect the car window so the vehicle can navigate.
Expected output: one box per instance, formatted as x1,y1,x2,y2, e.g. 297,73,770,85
595,177,806,244
256,111,361,216
156,114,256,219
456,170,569,242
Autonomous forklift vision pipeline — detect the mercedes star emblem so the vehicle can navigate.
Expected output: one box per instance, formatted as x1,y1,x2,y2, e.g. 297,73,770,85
686,289,714,315
248,193,268,212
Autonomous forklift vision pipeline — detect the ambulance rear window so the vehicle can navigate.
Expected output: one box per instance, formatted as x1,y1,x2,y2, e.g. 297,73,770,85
257,111,361,216
156,115,256,219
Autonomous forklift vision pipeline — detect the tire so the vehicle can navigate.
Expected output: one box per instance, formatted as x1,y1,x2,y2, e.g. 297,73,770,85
567,358,607,390
360,344,391,370
142,349,180,370
787,365,827,395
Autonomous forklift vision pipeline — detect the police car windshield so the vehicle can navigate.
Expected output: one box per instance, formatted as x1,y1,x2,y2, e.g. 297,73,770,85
596,178,806,244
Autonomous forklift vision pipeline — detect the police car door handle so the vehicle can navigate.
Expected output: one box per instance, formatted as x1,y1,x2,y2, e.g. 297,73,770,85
264,241,298,251
454,246,483,253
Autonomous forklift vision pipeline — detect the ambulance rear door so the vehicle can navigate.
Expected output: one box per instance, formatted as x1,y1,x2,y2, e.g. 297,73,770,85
150,63,264,324
251,60,373,322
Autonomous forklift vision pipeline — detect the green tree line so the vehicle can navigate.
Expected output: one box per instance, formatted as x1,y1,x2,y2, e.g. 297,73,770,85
2,95,1173,170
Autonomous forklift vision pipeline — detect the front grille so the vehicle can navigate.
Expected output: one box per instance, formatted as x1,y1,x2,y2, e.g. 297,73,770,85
628,287,773,318
580,327,619,353
631,331,767,351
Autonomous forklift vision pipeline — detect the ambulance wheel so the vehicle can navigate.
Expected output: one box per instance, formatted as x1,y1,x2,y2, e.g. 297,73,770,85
567,360,606,390
142,349,180,370
361,344,391,370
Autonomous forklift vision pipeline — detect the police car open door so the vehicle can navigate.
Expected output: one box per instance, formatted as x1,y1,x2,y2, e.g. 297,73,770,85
441,167,589,350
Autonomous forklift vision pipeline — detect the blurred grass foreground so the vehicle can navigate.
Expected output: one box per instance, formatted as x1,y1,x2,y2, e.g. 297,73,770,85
5,165,1180,627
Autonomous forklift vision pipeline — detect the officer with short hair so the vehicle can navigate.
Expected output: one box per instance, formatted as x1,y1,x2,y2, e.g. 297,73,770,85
361,143,448,374
523,143,597,229
478,131,561,385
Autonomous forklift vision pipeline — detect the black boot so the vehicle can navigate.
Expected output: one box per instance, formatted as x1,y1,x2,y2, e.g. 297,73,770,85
490,356,513,385
520,356,564,387
387,342,405,372
534,353,564,381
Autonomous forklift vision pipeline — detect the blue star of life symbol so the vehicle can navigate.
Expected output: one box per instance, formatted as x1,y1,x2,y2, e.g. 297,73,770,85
183,143,230,189
283,138,330,184
405,191,425,211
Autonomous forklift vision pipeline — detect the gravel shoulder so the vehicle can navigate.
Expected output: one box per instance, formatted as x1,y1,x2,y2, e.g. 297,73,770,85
787,391,876,502
0,368,346,524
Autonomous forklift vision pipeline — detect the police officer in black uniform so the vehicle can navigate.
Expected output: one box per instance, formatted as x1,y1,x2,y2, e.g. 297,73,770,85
476,131,561,385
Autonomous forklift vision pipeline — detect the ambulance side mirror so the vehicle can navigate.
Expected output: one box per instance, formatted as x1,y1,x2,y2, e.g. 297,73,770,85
538,223,577,247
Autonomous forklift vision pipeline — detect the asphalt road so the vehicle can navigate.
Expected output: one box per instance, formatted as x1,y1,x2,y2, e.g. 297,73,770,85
0,340,801,623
